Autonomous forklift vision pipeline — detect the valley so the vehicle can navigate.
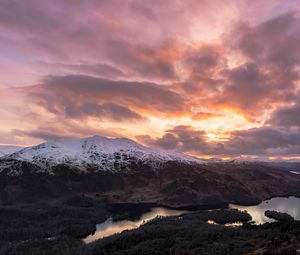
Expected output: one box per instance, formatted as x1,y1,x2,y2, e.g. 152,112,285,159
0,136,300,254
2,1,300,253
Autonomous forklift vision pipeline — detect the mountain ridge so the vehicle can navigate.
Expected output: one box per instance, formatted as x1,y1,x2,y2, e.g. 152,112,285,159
0,136,300,207
1,135,204,175
0,145,24,157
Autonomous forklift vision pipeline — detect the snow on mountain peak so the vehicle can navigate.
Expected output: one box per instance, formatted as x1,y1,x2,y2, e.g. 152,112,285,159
4,136,204,172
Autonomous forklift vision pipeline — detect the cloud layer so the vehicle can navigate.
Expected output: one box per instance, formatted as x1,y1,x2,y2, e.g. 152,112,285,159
0,0,299,157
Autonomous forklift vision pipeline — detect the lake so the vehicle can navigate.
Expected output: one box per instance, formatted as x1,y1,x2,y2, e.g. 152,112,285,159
84,196,300,243
83,207,189,243
229,196,300,224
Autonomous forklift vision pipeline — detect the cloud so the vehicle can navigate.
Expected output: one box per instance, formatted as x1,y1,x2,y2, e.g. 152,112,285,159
137,133,180,150
137,125,209,153
0,0,258,85
178,44,225,95
216,62,270,112
140,126,300,157
211,11,300,117
12,125,126,142
0,75,189,145
183,45,223,78
0,0,184,82
233,11,300,68
269,100,300,128
1,0,300,157
37,62,126,80
192,112,223,121
65,102,144,122
223,127,300,156
13,129,66,141
26,75,187,117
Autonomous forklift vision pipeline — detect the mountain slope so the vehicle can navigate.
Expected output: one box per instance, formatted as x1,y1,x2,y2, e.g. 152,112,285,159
0,145,23,157
2,136,203,174
0,136,299,207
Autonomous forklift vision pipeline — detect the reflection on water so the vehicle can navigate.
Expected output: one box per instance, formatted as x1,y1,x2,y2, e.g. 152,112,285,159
230,196,300,224
290,171,300,175
225,222,243,227
83,197,300,242
83,207,188,243
207,220,217,225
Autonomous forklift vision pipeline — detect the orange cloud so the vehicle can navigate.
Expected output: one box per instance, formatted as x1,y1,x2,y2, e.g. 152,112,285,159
192,112,223,121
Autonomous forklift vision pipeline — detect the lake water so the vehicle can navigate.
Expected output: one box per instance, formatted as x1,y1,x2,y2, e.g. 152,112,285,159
83,196,300,243
83,207,189,243
229,196,300,224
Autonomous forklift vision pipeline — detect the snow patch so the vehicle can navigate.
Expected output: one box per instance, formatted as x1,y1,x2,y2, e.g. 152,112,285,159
4,136,204,173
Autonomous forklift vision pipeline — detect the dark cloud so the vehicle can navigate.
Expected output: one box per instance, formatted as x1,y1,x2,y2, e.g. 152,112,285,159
269,101,300,128
184,45,222,77
14,129,67,141
0,0,63,33
234,11,300,68
101,40,178,81
217,62,270,112
0,0,179,81
140,126,300,157
25,75,187,118
138,126,209,153
37,62,125,79
155,133,180,150
233,11,300,84
138,133,180,150
179,45,224,94
166,126,208,151
223,127,300,156
65,102,144,121
213,12,300,116
13,125,126,142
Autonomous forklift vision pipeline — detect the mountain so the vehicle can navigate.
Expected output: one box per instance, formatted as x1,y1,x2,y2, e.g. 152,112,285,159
2,136,203,175
0,145,23,157
0,136,300,207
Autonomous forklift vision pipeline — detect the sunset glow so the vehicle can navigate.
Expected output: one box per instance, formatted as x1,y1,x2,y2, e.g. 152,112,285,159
0,0,300,158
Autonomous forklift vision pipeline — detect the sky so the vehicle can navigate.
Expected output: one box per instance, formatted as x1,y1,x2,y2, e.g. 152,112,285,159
0,0,300,159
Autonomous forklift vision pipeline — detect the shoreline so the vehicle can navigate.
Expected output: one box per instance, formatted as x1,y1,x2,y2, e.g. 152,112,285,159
107,194,300,221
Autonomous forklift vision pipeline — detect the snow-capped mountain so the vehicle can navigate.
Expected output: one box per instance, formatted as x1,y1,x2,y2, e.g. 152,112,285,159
1,137,300,209
0,145,23,157
3,135,203,173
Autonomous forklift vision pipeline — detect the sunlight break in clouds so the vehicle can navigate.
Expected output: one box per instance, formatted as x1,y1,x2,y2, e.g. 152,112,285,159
0,0,299,158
